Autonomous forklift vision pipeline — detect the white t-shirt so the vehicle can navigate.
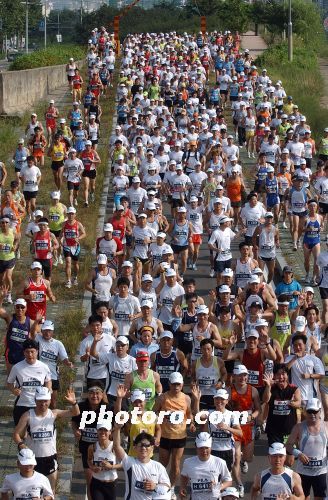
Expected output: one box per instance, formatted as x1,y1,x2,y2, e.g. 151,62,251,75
108,294,141,336
63,158,84,183
79,333,116,379
158,283,184,325
99,352,137,395
240,203,266,237
181,454,231,499
0,471,54,499
7,359,51,407
121,453,170,500
209,227,236,261
20,165,41,192
35,335,68,380
285,353,325,401
315,176,328,204
317,251,328,288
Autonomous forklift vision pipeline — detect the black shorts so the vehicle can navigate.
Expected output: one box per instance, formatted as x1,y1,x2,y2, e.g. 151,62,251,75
220,90,228,95
67,181,80,191
171,244,188,254
134,256,150,265
244,235,253,246
23,190,37,201
319,286,328,300
230,96,238,102
257,386,266,402
292,211,307,217
67,75,74,82
82,170,97,179
299,473,327,498
90,478,117,500
211,449,234,471
0,258,15,273
171,199,184,208
51,160,64,171
224,359,235,374
214,259,232,274
13,405,29,426
35,454,58,476
266,432,289,446
91,139,98,146
51,379,60,391
35,258,52,279
200,395,215,411
177,337,193,355
319,154,328,162
50,229,61,238
159,437,186,450
63,248,80,261
319,202,328,214
259,256,275,262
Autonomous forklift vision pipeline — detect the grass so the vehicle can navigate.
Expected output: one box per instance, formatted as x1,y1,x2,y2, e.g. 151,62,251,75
9,44,85,70
256,38,327,139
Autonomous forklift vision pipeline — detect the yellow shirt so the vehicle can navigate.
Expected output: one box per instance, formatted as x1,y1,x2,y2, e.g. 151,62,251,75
128,418,156,457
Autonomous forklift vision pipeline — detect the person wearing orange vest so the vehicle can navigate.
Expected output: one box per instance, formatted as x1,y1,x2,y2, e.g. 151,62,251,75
228,364,261,498
226,168,246,229
81,141,101,207
60,207,86,288
33,217,58,281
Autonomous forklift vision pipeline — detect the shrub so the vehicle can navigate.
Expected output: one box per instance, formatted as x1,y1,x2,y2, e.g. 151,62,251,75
9,44,85,70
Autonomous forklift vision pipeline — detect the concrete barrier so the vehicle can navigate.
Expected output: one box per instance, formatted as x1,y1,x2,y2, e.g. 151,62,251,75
0,60,84,116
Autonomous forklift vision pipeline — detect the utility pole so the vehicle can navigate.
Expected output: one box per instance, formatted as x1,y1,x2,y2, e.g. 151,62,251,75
44,0,47,48
25,0,28,53
288,0,293,61
80,0,83,24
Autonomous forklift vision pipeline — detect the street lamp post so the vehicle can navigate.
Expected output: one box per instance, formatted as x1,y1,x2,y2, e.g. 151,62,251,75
25,0,28,53
288,0,293,61
44,0,47,48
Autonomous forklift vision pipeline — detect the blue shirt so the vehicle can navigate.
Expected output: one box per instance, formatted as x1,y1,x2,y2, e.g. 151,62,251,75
275,279,302,309
130,342,159,365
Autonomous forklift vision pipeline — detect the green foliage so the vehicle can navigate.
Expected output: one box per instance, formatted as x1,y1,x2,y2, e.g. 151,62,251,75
9,44,85,70
0,0,42,38
216,0,250,32
256,38,326,138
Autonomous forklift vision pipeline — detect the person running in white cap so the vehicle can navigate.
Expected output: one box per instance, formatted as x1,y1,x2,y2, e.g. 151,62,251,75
0,448,54,499
180,432,232,499
250,442,304,499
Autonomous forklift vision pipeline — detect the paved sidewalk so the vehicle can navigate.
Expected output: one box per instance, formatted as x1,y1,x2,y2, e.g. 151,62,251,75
241,30,268,58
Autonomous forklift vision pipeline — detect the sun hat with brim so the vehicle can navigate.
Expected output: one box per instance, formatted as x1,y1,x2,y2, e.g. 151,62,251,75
233,364,249,375
269,442,286,455
306,398,321,412
195,432,212,448
18,448,37,466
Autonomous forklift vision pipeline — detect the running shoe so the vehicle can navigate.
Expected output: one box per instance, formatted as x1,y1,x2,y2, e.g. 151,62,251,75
53,258,58,267
65,280,72,289
6,293,13,304
240,461,248,473
58,255,64,265
210,268,215,277
255,425,261,440
73,277,78,286
304,274,311,283
238,484,245,498
282,222,287,229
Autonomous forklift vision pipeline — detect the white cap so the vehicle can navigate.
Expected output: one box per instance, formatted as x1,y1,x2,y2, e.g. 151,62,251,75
116,335,129,345
213,197,223,204
265,211,274,218
141,300,153,309
214,388,229,399
49,99,55,104
160,330,174,339
15,298,27,307
146,202,156,211
97,254,108,265
295,315,307,332
233,364,249,375
142,274,153,283
41,320,55,331
219,216,233,224
67,206,76,214
189,196,198,202
122,260,133,267
35,387,52,400
162,246,173,254
218,285,231,294
131,389,146,402
97,420,112,430
249,276,260,284
221,268,233,277
132,176,141,183
196,304,209,314
266,166,274,173
103,223,113,232
177,206,187,213
230,155,238,161
195,432,212,448
282,148,289,154
169,372,184,384
59,118,66,124
304,286,314,294
69,148,77,154
51,191,61,200
255,319,268,327
157,232,166,239
33,209,44,218
252,267,263,275
18,138,24,144
306,398,321,411
137,213,147,218
165,269,176,277
31,261,42,270
221,487,239,498
85,140,92,146
246,329,259,338
268,442,287,455
18,448,37,466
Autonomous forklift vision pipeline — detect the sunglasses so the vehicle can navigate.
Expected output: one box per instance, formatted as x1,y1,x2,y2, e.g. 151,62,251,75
15,305,26,309
138,442,152,448
1,221,9,224
306,409,319,414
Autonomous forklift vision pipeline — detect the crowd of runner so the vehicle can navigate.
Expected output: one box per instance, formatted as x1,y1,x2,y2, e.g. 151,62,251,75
0,26,327,500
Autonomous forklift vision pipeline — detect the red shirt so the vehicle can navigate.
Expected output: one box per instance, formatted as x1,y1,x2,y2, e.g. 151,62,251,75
24,278,47,320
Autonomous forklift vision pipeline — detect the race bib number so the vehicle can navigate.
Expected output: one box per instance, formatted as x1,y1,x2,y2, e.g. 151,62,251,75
248,370,259,385
273,399,291,416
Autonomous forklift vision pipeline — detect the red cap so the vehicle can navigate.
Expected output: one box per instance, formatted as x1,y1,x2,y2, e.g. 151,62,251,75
136,350,149,361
